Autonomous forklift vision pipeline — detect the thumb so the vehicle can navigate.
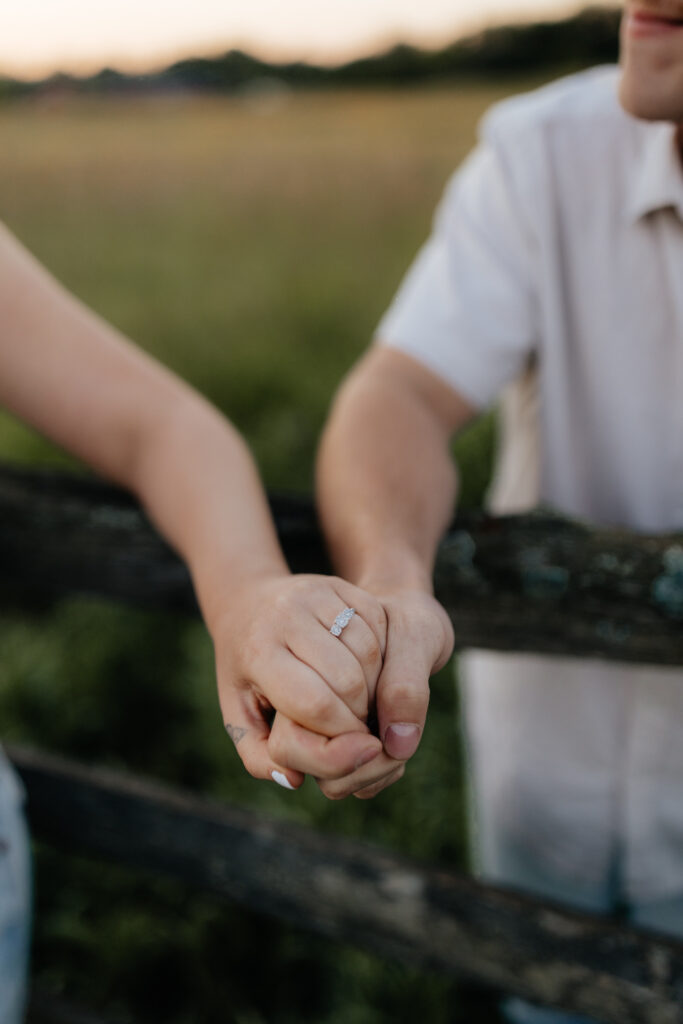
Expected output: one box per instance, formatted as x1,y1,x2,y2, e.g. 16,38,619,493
375,630,433,762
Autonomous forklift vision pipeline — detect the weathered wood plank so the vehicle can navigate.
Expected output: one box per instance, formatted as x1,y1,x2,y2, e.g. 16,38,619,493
8,745,683,1024
0,462,328,613
27,990,125,1024
435,513,683,665
2,462,683,664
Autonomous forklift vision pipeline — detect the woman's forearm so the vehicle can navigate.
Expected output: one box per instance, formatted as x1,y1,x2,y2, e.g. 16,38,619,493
0,222,393,795
0,223,288,628
127,390,290,633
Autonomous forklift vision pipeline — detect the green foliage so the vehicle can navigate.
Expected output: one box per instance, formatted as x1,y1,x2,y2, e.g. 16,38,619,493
0,85,510,1020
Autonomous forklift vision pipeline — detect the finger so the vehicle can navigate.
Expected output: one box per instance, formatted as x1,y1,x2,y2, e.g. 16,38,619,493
220,688,305,790
254,647,366,737
315,750,402,800
329,579,388,659
353,765,405,800
376,632,432,761
268,714,382,779
287,618,371,721
327,612,384,705
289,578,386,707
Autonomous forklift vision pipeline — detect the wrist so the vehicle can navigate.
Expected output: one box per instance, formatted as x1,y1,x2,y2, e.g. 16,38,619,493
194,556,291,639
353,548,434,599
379,587,455,674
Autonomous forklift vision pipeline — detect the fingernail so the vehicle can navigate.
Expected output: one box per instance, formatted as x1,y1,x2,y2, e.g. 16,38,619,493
271,770,296,791
384,724,421,760
355,745,382,770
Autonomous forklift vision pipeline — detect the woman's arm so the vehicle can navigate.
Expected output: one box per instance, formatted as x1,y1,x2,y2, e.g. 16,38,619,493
0,223,387,791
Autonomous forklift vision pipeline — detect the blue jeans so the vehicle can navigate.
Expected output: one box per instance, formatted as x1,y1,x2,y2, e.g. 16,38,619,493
0,750,31,1024
498,864,683,1024
503,894,683,1024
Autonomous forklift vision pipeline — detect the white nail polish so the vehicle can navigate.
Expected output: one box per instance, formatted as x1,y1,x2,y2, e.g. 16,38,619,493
271,770,296,791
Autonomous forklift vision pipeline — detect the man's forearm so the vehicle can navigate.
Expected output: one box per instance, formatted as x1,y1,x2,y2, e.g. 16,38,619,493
316,346,476,765
317,347,471,596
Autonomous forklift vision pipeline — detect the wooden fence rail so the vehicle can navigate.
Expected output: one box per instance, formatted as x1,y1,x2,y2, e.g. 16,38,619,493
8,744,683,1024
3,461,683,1022
2,461,683,664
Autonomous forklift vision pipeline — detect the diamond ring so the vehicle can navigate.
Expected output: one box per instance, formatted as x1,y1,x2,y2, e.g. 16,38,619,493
330,607,356,637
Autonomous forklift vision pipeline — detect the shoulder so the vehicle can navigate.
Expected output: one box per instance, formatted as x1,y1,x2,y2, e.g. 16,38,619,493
480,66,624,146
464,66,633,216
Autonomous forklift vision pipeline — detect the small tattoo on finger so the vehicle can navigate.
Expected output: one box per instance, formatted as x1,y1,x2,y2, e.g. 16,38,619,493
225,724,248,746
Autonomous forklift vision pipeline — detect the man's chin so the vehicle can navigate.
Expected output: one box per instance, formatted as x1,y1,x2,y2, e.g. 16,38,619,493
619,67,683,122
618,76,683,120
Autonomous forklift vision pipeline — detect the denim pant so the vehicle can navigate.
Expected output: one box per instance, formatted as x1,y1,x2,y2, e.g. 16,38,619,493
504,893,683,1024
0,750,31,1024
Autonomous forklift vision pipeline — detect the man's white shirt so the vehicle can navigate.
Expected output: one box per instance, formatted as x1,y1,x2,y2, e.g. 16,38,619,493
377,66,683,906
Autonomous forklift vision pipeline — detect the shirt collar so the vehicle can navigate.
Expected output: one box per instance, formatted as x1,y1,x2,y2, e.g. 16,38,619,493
627,120,683,223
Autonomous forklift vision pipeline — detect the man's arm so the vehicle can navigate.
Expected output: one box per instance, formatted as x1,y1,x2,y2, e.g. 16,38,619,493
0,223,387,791
316,345,477,798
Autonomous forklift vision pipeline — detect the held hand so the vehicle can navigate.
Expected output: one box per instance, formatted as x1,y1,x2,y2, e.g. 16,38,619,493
211,573,388,789
376,589,453,758
314,589,454,800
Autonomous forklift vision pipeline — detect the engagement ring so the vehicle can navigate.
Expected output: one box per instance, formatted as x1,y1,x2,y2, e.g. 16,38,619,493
330,607,355,637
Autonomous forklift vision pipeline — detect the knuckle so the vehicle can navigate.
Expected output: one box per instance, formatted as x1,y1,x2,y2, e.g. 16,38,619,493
288,574,318,603
240,629,269,673
239,748,265,781
386,765,406,788
266,731,288,767
272,589,298,622
322,763,351,783
317,780,348,802
336,668,366,704
356,765,405,800
356,787,383,801
369,603,388,636
325,751,360,780
354,785,381,801
360,633,382,667
384,679,428,708
306,690,336,727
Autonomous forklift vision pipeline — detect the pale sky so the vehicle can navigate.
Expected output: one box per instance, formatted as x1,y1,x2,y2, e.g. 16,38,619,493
2,0,620,80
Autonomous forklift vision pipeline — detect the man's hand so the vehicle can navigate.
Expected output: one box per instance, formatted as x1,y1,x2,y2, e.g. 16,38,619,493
211,573,388,790
314,347,475,799
314,588,454,800
376,589,454,759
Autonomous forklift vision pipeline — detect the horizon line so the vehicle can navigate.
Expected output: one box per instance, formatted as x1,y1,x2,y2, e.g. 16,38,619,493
1,3,614,84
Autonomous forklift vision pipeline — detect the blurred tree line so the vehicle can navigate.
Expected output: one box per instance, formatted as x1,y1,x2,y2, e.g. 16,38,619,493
0,6,620,101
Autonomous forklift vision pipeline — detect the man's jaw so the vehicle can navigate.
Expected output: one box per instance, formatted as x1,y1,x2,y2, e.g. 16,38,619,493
619,1,683,123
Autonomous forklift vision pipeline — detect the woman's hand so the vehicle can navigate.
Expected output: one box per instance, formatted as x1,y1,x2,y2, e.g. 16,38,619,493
211,573,388,789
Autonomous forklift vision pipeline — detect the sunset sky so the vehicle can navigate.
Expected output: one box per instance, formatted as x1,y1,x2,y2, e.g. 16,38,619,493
2,0,620,80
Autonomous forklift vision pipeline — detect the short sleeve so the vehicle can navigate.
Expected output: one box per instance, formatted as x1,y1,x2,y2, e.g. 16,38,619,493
375,119,539,409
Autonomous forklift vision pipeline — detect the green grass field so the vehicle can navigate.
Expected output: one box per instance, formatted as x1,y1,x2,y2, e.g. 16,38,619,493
0,82,538,1023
